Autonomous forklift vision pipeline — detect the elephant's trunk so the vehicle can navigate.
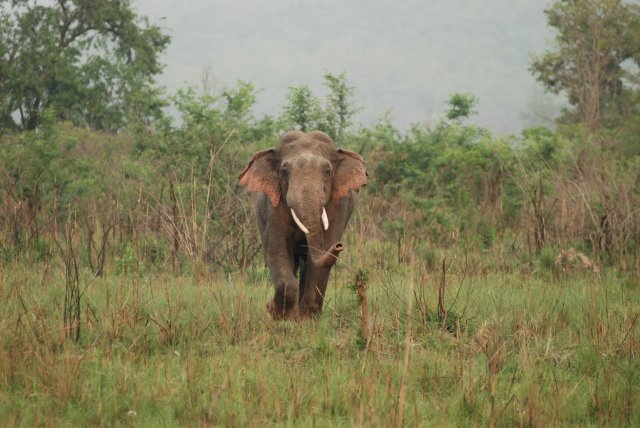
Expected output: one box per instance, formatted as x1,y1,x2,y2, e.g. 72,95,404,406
292,202,342,268
310,242,344,268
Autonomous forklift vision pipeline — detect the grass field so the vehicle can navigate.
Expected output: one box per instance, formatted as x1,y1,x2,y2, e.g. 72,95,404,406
0,251,638,427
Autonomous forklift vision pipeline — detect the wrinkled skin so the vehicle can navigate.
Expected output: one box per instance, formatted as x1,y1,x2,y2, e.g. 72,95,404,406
239,131,367,319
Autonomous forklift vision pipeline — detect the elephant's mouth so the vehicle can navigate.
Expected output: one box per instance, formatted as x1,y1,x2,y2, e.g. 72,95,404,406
290,207,329,234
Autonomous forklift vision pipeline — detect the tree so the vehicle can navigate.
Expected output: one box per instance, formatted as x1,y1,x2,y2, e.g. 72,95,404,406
445,92,478,122
281,85,323,132
323,72,359,141
0,0,170,131
281,73,360,140
530,0,640,132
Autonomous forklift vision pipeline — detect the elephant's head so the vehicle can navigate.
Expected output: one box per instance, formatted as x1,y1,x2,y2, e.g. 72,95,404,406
238,131,367,267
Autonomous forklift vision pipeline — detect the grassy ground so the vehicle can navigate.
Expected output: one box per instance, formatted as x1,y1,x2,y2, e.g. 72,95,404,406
0,254,638,427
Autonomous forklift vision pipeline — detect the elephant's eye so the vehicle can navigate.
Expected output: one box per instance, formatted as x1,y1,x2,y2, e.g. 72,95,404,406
325,168,332,178
280,166,288,179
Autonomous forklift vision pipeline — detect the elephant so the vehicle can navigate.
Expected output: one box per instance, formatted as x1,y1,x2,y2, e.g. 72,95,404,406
238,131,367,320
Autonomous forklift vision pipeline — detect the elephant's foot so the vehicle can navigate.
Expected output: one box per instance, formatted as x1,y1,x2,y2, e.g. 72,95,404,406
299,293,325,319
298,302,322,319
267,299,299,320
267,285,299,320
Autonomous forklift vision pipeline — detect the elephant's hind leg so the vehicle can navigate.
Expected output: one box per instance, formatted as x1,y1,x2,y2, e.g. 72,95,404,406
297,257,308,300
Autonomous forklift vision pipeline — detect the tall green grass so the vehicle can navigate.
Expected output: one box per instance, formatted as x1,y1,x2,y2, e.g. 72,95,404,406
0,256,638,426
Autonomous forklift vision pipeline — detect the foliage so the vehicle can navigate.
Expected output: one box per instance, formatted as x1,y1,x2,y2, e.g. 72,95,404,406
0,0,170,131
445,92,479,122
132,81,276,272
322,71,360,141
373,113,511,245
2,78,639,273
281,85,323,133
281,72,360,141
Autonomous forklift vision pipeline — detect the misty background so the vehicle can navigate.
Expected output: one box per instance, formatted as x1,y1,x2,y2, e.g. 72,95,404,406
134,0,561,135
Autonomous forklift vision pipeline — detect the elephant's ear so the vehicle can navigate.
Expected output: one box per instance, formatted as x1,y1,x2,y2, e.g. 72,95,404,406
238,149,281,207
332,149,367,205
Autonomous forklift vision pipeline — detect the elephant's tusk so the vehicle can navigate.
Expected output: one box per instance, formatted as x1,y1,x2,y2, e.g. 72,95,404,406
322,207,329,231
291,208,309,234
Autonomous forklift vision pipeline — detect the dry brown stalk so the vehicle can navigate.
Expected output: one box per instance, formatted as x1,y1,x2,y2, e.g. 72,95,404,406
354,270,368,341
438,257,447,324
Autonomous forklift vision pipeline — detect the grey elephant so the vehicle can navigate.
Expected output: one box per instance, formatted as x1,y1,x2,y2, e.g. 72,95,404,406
238,131,367,319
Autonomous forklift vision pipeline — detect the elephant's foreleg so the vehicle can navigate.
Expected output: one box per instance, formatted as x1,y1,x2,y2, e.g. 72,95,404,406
299,266,332,317
265,238,300,320
268,271,300,320
268,280,299,320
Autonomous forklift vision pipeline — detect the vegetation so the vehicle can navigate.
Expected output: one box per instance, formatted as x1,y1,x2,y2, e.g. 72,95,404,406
0,0,639,426
281,72,359,141
0,0,170,131
1,256,637,426
530,0,640,132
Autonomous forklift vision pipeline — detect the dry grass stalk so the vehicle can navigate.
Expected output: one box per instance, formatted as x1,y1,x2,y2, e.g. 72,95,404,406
58,214,81,342
438,258,447,324
354,270,368,342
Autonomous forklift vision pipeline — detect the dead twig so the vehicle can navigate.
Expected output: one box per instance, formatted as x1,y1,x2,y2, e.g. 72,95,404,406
354,270,368,342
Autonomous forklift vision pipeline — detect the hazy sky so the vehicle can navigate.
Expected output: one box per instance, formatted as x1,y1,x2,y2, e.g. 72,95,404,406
134,0,559,135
